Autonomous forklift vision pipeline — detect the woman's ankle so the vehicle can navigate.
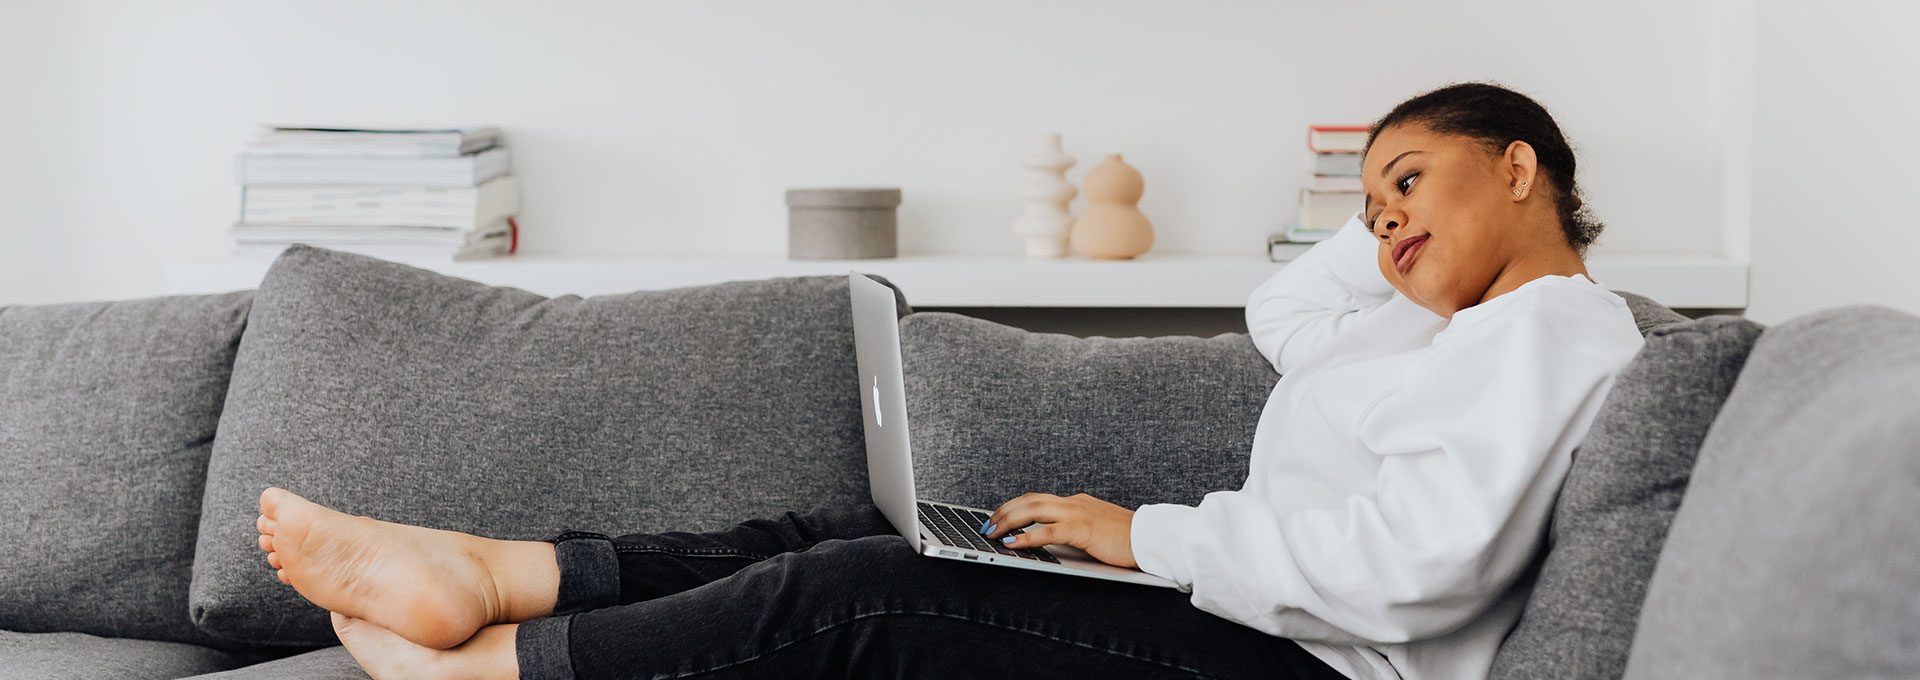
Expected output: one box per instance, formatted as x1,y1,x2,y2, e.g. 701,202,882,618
474,538,559,624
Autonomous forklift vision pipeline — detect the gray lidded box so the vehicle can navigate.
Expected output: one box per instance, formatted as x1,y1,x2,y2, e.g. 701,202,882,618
787,187,902,259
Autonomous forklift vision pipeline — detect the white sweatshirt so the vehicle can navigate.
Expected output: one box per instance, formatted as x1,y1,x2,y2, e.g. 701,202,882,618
1130,213,1645,680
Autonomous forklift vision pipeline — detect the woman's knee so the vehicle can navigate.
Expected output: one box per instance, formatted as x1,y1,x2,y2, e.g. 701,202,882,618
779,535,940,589
806,534,921,566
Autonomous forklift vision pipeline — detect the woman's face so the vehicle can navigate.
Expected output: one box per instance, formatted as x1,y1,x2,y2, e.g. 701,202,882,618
1360,124,1537,318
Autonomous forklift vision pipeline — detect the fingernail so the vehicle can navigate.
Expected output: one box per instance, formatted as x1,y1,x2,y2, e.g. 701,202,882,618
987,524,997,535
1001,535,1015,544
979,519,989,533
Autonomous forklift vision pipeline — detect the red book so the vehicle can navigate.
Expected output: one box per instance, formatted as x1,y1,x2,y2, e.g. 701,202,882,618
1307,125,1370,154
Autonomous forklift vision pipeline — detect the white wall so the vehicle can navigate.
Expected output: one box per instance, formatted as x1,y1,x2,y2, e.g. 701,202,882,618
3,0,1729,306
1743,1,1920,324
0,2,69,304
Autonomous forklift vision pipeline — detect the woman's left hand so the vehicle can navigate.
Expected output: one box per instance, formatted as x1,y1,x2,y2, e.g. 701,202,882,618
982,492,1137,569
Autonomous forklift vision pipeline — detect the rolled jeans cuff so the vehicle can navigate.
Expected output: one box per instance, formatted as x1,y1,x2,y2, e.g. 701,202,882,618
515,530,617,680
516,615,575,680
546,530,620,615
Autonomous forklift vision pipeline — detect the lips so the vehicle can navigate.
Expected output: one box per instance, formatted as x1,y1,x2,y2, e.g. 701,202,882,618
1393,234,1429,274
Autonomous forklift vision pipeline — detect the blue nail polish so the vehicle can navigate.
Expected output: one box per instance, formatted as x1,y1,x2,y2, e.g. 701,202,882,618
986,523,997,535
979,519,989,533
1001,535,1015,544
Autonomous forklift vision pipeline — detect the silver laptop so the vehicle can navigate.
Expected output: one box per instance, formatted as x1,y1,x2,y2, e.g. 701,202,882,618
848,272,1176,588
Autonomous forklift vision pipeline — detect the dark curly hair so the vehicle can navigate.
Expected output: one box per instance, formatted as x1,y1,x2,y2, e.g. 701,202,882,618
1363,81,1604,257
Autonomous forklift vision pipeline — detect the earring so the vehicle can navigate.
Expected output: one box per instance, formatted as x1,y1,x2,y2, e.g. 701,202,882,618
1514,181,1528,198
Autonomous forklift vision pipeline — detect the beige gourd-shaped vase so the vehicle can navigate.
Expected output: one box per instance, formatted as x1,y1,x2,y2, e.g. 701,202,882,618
1069,154,1155,259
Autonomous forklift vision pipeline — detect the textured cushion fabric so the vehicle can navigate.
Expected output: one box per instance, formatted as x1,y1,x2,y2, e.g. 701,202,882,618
899,311,1277,510
0,293,252,646
1623,305,1920,679
1612,289,1688,334
190,246,908,646
896,288,1683,511
0,631,251,679
1490,315,1766,680
184,646,365,679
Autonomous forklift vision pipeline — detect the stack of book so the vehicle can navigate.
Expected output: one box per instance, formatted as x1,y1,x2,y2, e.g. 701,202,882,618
231,125,520,261
1269,124,1367,262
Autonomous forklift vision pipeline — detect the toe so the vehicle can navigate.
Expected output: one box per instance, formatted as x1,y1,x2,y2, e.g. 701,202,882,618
258,534,273,552
260,487,287,517
276,569,291,585
268,552,282,569
257,514,276,535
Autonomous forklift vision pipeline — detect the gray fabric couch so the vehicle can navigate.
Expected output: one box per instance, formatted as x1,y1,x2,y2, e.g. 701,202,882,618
3,247,1915,679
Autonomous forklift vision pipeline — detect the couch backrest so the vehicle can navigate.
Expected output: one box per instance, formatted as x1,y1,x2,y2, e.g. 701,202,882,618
904,288,1689,511
901,311,1277,510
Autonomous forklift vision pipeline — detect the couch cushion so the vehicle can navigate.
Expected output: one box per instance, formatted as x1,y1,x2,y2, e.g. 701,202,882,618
184,646,364,679
0,631,252,679
899,311,1277,510
1490,315,1765,680
0,293,251,646
1623,305,1920,678
190,246,909,646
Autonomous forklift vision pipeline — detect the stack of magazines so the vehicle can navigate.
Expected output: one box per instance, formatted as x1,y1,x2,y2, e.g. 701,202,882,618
231,125,520,261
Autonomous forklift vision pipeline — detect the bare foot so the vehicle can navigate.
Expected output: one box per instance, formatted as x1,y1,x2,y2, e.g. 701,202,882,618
257,487,554,650
333,612,520,680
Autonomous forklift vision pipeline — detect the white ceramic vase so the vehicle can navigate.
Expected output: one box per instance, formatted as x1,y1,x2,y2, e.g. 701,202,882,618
1013,133,1077,258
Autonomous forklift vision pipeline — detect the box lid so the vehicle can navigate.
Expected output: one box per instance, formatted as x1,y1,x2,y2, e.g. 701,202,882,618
786,187,902,208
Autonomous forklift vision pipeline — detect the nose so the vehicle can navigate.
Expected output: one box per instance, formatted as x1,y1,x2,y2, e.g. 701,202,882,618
1374,207,1405,237
1376,216,1400,239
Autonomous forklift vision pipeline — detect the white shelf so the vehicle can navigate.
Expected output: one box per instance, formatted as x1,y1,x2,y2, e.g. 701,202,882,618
165,252,1749,309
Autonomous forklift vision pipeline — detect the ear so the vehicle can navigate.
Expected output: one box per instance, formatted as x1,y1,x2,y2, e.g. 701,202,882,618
1502,140,1539,202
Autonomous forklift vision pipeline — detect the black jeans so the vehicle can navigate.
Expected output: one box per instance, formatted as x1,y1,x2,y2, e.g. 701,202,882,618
514,503,1347,680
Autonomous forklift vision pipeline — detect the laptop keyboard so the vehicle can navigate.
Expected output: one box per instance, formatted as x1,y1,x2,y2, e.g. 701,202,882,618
917,501,1060,563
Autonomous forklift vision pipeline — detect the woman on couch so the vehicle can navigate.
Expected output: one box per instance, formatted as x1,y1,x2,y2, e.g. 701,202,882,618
253,81,1645,680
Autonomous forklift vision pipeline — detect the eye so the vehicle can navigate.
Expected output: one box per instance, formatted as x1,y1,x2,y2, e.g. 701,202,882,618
1396,171,1420,194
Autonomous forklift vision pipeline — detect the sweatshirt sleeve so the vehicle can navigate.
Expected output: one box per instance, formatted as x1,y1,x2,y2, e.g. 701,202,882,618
1132,301,1631,644
1247,212,1399,375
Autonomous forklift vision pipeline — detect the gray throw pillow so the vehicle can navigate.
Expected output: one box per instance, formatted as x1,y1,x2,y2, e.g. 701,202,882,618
1623,305,1920,679
1490,315,1765,680
898,311,1277,510
1613,290,1689,334
189,245,908,646
0,293,251,647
